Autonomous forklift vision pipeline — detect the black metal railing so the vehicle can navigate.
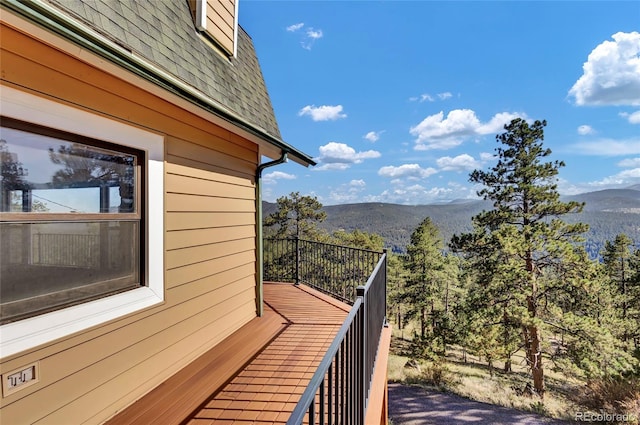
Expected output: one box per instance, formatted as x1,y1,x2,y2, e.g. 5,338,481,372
264,238,384,304
266,240,387,425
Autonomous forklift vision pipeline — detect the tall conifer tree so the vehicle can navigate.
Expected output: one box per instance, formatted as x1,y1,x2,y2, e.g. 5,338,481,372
402,217,449,356
603,234,640,345
264,191,326,239
451,118,589,396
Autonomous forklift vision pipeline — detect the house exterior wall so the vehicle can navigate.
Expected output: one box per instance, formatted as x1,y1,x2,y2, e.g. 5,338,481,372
0,16,259,424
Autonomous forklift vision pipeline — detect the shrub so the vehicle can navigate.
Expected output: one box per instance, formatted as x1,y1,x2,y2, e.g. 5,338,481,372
575,376,640,423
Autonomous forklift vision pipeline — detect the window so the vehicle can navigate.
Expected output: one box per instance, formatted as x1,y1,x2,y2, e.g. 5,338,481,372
0,86,164,357
1,119,144,324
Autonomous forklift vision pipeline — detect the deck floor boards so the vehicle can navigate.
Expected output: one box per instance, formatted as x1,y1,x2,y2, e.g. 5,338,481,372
106,282,349,425
186,282,348,424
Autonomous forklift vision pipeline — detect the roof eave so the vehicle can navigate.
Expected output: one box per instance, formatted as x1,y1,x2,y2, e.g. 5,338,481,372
1,0,316,167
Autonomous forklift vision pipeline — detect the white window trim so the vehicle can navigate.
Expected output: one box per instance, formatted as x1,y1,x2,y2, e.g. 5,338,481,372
195,0,207,31
0,86,164,358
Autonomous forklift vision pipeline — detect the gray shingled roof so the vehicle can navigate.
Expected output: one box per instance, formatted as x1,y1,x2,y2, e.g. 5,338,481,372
47,0,282,139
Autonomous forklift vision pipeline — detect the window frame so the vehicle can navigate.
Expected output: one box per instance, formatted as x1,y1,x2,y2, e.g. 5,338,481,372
0,86,164,358
1,117,146,324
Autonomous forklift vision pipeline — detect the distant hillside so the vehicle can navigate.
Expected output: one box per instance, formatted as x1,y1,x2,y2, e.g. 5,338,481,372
264,187,640,256
319,201,489,253
564,188,640,213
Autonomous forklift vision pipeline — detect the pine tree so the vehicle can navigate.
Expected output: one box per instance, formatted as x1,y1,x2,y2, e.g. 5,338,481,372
387,253,410,339
602,234,640,346
264,191,327,239
402,217,450,357
451,118,589,397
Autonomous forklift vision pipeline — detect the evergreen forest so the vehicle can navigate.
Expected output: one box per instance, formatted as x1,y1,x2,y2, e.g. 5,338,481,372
263,119,639,421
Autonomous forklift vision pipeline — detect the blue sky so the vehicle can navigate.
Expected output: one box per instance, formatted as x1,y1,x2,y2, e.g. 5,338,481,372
240,1,640,205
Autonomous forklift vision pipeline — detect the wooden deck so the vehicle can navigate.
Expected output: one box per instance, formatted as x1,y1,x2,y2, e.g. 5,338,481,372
107,282,349,425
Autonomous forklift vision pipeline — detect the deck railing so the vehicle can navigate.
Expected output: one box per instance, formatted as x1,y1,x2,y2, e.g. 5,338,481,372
264,238,387,425
264,238,383,304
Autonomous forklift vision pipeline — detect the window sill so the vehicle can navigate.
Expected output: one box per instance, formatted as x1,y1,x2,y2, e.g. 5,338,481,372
0,286,163,358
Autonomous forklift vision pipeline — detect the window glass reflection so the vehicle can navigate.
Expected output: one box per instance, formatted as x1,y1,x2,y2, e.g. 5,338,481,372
0,126,136,213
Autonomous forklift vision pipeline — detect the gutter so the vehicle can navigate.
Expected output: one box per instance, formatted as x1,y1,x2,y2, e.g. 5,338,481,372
0,0,316,167
255,153,288,316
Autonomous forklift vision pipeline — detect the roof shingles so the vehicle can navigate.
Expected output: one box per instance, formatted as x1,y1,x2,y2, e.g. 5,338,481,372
47,0,282,139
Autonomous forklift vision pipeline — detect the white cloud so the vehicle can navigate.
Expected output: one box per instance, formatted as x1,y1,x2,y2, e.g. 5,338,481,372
306,28,323,39
409,92,453,103
569,31,640,106
378,163,437,179
286,23,304,32
315,142,380,170
619,110,640,124
436,154,481,172
359,179,480,204
410,109,525,150
328,180,367,204
286,23,323,49
363,130,384,142
476,112,524,135
377,185,456,205
420,94,435,102
302,27,323,50
577,125,595,135
618,157,640,168
569,138,640,156
558,168,640,194
262,171,296,185
298,105,347,121
480,152,495,161
587,168,640,188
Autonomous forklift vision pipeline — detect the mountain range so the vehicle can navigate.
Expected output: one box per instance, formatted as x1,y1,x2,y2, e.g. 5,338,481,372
264,186,640,257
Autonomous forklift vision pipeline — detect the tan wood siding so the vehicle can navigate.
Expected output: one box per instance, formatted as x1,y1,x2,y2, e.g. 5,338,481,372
166,211,254,231
0,21,260,424
206,0,235,55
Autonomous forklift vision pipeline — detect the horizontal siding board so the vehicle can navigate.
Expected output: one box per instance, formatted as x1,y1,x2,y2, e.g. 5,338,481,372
167,139,255,178
166,266,256,305
166,193,255,213
166,154,256,183
219,0,235,16
166,174,254,199
166,251,255,287
166,162,254,188
207,22,233,54
209,1,234,35
166,211,254,231
166,136,256,168
210,16,233,44
212,0,234,25
166,237,254,269
205,9,233,54
166,225,255,250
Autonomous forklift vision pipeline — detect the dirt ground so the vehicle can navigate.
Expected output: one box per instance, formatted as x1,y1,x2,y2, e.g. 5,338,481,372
388,382,571,425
